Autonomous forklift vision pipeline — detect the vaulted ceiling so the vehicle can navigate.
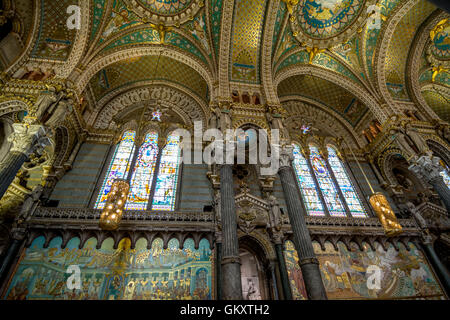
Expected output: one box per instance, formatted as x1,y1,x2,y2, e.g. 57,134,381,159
4,0,449,132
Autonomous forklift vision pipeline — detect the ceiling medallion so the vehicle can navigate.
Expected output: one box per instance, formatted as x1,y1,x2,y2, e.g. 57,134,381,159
426,18,450,68
124,0,204,27
290,0,376,48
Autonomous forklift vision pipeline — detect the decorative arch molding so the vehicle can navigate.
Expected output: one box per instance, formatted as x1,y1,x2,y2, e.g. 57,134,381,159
406,10,445,121
260,0,280,105
426,137,450,166
374,0,435,115
73,46,214,97
0,99,29,118
217,0,235,99
51,126,71,168
25,230,214,252
233,119,269,131
377,148,416,187
280,96,365,148
87,24,215,78
4,0,40,76
9,1,91,79
238,231,276,261
90,82,208,130
274,65,387,123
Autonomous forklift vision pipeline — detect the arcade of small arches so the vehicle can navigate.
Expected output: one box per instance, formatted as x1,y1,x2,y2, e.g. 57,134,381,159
0,0,449,301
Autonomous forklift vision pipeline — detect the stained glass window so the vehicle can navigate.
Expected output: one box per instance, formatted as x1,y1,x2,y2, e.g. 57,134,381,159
327,147,367,217
309,146,346,217
152,134,182,211
95,131,136,209
441,165,450,189
126,132,159,210
292,144,325,216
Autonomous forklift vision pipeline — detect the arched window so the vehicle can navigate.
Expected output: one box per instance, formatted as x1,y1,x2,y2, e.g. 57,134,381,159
95,131,182,211
309,146,347,217
95,131,136,209
152,134,182,211
327,147,367,217
126,132,159,210
441,165,450,189
292,144,325,216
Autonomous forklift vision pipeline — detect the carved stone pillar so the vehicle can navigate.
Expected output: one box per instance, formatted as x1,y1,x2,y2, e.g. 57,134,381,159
277,145,327,300
0,124,51,201
421,238,450,296
220,164,243,300
0,227,26,285
274,242,293,300
409,156,450,214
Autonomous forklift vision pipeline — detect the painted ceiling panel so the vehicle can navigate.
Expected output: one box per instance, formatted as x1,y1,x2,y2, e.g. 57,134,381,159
384,0,435,100
230,0,267,84
31,0,79,61
422,89,450,123
89,55,208,101
363,0,402,79
278,74,368,126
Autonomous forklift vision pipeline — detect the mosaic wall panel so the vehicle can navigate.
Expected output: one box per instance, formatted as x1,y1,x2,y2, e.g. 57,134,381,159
31,0,79,60
230,0,267,83
284,240,446,300
3,237,214,300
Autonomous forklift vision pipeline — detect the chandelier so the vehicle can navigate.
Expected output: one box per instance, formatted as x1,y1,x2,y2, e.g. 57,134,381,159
99,179,130,231
344,140,403,237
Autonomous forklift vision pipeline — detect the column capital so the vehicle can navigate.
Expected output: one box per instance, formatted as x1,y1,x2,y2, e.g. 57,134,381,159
7,123,51,157
409,155,444,184
279,144,294,169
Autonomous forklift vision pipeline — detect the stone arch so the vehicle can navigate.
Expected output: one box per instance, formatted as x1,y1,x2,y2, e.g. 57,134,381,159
274,65,386,123
89,82,208,130
51,126,71,168
74,46,214,98
280,97,365,148
405,10,446,121
0,99,29,118
374,0,438,117
427,138,450,167
3,0,40,75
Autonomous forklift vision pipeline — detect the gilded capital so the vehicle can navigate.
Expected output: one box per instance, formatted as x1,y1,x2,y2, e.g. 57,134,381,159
7,124,52,157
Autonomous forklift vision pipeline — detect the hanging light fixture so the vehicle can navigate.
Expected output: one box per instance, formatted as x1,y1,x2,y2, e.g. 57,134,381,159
99,179,130,231
99,52,163,230
344,140,403,237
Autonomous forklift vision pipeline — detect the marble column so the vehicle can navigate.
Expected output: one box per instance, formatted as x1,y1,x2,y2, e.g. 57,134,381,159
409,155,450,214
216,242,223,300
220,164,243,300
0,124,50,201
278,145,327,300
421,239,450,296
0,228,26,285
274,243,293,300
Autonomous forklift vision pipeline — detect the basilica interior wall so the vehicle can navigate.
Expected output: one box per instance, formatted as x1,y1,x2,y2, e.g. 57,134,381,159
284,240,446,300
2,236,214,300
50,143,110,208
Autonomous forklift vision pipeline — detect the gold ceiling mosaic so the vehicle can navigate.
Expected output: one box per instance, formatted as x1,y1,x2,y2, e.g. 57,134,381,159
89,55,208,101
277,74,368,126
230,0,267,84
422,89,450,123
384,0,435,100
122,0,205,26
289,0,376,48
